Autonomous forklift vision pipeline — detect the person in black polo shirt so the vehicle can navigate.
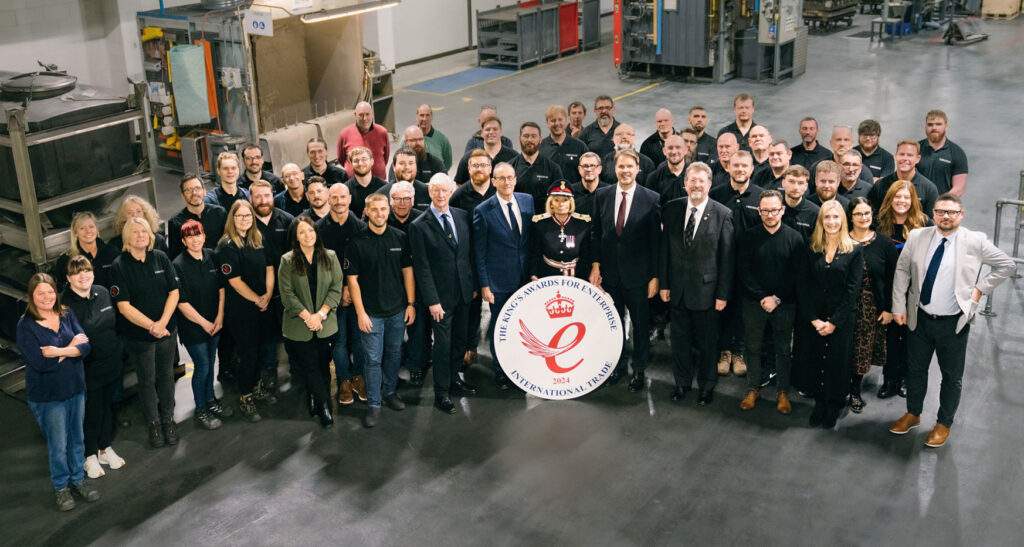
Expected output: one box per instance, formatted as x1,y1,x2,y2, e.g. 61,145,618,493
109,196,168,255
854,119,894,181
736,190,804,415
53,212,120,292
838,150,872,200
809,126,874,186
688,106,716,163
302,137,348,185
571,151,604,216
599,124,656,187
640,108,677,167
347,193,416,428
780,165,819,241
568,100,586,139
378,146,431,209
316,182,368,405
302,176,331,222
510,121,563,208
274,163,309,217
648,134,688,205
251,180,294,390
809,160,850,209
918,110,968,196
680,128,700,163
108,218,179,449
390,125,444,183
869,140,939,216
578,95,619,160
386,181,423,233
239,143,283,194
204,151,250,211
345,146,387,219
171,220,229,431
790,117,832,169
752,139,792,190
167,173,227,260
451,149,497,212
711,133,739,189
717,93,756,150
462,106,515,153
748,125,773,179
540,104,588,184
454,116,517,185
217,200,277,422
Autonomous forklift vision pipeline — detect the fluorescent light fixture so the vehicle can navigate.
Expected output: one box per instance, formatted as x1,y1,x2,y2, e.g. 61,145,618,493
300,0,400,23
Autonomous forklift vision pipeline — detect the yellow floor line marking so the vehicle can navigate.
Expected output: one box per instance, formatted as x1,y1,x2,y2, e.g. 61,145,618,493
614,82,660,101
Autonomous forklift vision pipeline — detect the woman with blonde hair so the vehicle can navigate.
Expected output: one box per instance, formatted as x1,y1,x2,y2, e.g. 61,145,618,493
216,200,276,421
798,199,864,428
529,180,591,279
109,195,168,253
52,212,120,292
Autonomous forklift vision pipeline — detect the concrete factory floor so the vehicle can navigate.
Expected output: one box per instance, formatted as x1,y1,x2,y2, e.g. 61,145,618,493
3,14,1024,546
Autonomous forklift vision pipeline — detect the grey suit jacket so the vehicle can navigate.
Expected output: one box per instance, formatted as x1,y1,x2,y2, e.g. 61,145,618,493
892,226,1016,333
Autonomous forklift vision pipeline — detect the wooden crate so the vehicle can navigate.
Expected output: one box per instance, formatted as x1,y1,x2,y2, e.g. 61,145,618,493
981,0,1021,18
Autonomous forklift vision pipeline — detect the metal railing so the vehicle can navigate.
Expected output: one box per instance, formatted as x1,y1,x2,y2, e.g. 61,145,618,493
979,170,1024,317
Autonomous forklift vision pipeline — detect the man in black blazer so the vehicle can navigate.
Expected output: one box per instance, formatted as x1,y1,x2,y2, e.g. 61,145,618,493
659,162,734,405
408,174,478,414
589,149,662,392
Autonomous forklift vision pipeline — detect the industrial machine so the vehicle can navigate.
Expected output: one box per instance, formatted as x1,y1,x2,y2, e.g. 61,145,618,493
613,0,807,83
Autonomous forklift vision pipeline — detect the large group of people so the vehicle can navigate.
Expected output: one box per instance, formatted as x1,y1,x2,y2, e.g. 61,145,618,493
17,95,1015,512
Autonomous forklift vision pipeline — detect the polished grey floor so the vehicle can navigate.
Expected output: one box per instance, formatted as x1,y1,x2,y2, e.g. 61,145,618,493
4,14,1024,546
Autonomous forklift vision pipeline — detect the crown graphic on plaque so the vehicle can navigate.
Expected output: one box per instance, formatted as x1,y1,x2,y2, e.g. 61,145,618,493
545,291,575,319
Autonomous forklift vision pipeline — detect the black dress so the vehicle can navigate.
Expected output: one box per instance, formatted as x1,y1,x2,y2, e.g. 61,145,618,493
528,213,591,279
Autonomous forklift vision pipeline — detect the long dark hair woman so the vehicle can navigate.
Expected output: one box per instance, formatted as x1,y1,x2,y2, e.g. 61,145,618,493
62,255,126,480
173,219,231,430
846,198,898,413
16,273,100,511
279,216,344,428
217,200,277,422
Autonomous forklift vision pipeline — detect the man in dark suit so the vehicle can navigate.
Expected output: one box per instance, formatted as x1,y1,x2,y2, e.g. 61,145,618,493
659,162,733,405
589,149,662,392
473,163,535,390
408,174,478,414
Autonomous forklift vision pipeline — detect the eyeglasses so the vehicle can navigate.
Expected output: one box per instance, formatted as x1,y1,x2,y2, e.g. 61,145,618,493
851,211,872,218
934,209,962,217
758,208,783,216
182,186,204,193
393,197,412,202
243,155,262,161
469,163,490,169
580,164,600,170
235,214,253,220
492,176,514,182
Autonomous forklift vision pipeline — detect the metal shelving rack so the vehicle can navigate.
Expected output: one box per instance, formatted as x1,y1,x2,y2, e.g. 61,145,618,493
477,3,561,69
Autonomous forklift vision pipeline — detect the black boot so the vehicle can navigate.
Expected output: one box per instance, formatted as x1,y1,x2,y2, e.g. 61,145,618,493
316,401,334,428
878,377,899,398
848,375,866,413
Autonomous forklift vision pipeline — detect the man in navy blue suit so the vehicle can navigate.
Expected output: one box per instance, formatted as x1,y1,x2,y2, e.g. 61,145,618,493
473,162,535,389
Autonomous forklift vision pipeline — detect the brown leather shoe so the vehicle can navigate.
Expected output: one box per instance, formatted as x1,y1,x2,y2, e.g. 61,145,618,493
776,392,791,415
888,412,921,434
740,389,759,411
924,424,950,447
717,351,732,376
732,353,747,376
337,380,354,405
351,375,368,402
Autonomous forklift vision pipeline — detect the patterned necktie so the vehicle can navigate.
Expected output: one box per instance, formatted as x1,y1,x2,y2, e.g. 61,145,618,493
615,191,627,236
684,206,697,246
919,237,947,305
507,201,520,238
442,213,457,247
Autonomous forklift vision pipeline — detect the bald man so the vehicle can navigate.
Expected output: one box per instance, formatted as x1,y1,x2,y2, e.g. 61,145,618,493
391,125,445,183
337,101,390,179
599,123,657,187
711,133,739,188
808,125,873,186
640,108,678,166
416,103,453,169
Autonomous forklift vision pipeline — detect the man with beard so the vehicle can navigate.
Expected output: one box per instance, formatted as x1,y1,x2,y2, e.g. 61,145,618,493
510,121,563,208
599,123,656,187
302,176,331,222
416,103,453,170
249,180,294,390
790,117,832,169
809,125,873,185
540,105,588,184
337,101,389,179
752,140,792,190
779,165,819,241
378,147,431,209
570,151,604,216
316,183,368,406
717,94,756,150
391,125,445,183
640,108,677,167
748,125,773,179
302,138,348,185
578,95,620,159
454,116,518,184
345,146,387,219
167,173,226,260
689,106,716,163
274,163,309,218
680,129,699,163
870,140,940,215
917,110,968,196
205,152,249,211
854,119,894,181
568,101,586,139
838,150,872,200
239,143,283,193
711,133,739,188
808,161,850,208
649,134,689,205
463,105,515,153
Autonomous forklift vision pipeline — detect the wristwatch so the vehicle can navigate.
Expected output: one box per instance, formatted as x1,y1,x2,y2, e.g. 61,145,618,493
318,310,328,320
773,296,782,306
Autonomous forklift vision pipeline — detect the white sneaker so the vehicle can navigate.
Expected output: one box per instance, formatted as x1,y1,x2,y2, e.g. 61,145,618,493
84,455,105,478
98,446,125,469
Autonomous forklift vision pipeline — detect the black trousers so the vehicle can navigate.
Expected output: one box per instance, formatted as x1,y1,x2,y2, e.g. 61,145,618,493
431,301,469,397
607,283,651,373
885,322,909,382
906,311,969,427
285,337,332,406
467,293,483,351
84,378,118,455
717,295,746,355
669,302,719,391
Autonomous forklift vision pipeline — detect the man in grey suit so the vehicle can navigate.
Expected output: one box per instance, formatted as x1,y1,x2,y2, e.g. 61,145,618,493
889,193,1016,447
659,162,734,405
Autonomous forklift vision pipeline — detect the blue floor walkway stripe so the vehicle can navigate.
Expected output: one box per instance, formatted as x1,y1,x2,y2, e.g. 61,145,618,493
403,67,516,94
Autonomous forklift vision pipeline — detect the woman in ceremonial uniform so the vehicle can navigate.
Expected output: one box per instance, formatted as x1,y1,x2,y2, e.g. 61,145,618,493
529,180,591,280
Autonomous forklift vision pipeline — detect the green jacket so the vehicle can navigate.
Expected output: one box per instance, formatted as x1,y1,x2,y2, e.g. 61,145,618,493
278,250,343,341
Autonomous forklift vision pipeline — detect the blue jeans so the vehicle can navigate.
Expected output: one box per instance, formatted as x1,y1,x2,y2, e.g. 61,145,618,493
359,310,406,408
333,306,365,383
29,392,86,490
185,336,220,408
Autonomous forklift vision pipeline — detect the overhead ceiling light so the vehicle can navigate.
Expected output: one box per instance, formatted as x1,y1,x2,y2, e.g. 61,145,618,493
300,0,400,23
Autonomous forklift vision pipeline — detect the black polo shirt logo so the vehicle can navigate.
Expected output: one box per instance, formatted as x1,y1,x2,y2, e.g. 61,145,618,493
109,285,119,297
100,306,112,312
221,264,232,275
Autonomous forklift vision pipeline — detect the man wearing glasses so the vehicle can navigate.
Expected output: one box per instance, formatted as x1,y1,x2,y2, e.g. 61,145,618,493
735,190,804,414
239,143,283,194
837,150,872,200
571,152,604,216
578,95,620,160
167,173,226,260
889,194,1015,447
